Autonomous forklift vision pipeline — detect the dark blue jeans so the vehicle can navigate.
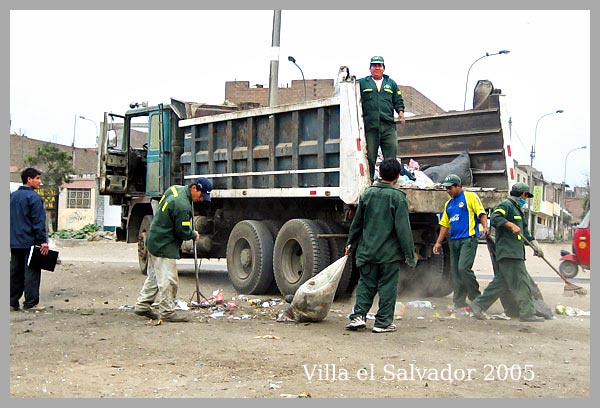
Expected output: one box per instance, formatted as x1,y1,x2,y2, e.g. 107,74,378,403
10,248,42,309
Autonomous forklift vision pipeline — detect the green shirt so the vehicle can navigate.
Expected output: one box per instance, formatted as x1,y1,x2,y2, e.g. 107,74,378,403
146,185,197,259
346,182,416,267
490,197,534,261
358,74,405,129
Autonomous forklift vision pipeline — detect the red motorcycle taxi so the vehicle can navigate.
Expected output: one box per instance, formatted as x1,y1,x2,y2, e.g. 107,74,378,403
559,211,590,278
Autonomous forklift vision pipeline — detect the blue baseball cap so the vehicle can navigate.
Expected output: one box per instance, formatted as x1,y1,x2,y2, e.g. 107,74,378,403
193,177,212,202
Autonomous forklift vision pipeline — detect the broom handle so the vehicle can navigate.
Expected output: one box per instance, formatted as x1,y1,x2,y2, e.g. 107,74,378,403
519,234,573,285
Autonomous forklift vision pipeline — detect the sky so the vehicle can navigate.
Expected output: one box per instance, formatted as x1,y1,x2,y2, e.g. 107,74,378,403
9,9,590,188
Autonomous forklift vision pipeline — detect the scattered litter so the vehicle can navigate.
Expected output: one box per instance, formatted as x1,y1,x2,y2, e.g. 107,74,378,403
555,305,589,317
269,381,282,389
416,316,425,320
394,302,407,318
298,391,311,398
490,313,511,320
240,314,253,320
209,311,225,319
118,305,134,311
406,300,434,309
175,300,189,311
254,335,280,340
195,362,206,367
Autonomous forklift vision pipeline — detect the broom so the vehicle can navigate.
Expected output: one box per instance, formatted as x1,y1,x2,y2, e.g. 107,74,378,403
520,235,588,296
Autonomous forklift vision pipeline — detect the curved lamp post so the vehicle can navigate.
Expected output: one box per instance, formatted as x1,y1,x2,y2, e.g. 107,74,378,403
527,109,564,233
463,50,510,110
79,115,99,146
288,56,307,101
560,145,587,240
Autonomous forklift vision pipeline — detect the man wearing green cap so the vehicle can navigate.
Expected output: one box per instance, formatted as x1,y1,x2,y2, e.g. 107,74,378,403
470,182,546,322
358,56,405,181
433,174,489,310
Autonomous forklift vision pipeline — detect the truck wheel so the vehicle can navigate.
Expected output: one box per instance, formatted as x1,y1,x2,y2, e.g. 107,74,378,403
137,215,153,275
314,220,353,299
261,220,284,294
226,220,275,295
422,242,453,297
401,242,453,298
273,219,330,296
559,260,579,279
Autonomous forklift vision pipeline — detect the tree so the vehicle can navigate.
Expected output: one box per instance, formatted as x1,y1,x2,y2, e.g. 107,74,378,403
25,145,75,188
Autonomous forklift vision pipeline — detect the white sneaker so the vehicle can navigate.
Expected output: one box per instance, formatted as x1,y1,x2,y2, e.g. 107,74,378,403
372,323,397,333
345,316,367,330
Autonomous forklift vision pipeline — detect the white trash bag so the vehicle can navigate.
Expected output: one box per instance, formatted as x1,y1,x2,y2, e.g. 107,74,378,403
277,255,349,323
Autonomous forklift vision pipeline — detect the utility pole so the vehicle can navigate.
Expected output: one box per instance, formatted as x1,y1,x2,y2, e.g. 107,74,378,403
268,10,282,107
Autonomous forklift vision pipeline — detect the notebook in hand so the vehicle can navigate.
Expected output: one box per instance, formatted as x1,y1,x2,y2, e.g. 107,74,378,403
27,245,59,272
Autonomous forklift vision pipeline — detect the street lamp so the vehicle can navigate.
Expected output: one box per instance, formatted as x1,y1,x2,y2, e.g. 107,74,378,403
79,115,99,146
560,145,587,240
463,50,510,110
288,55,307,101
527,109,564,233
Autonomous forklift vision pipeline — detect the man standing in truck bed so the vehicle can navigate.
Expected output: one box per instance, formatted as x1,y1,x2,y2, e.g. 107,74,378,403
134,177,212,323
359,56,405,181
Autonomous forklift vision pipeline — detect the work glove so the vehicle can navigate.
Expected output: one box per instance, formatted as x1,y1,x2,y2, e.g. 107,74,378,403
406,254,418,270
529,240,544,258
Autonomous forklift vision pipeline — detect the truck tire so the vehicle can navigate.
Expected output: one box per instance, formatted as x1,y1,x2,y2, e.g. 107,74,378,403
261,220,284,294
273,219,330,296
137,215,153,275
226,220,275,295
559,260,579,279
314,220,353,299
411,242,453,298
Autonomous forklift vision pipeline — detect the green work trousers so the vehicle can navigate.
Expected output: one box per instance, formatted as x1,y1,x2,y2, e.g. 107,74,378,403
474,258,536,318
350,261,400,328
449,236,481,307
365,123,397,181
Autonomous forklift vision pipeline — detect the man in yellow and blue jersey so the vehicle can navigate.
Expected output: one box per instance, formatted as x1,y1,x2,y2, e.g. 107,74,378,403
134,177,212,322
433,174,489,310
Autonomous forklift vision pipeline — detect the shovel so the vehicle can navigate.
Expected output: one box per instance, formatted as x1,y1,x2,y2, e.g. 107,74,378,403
189,239,209,306
520,235,587,296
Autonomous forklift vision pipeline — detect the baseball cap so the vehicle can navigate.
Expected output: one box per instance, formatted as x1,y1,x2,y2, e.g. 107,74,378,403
511,182,533,198
370,56,385,64
193,177,213,202
441,174,462,187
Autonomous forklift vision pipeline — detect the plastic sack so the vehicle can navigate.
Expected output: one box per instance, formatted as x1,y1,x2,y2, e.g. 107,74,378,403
277,255,348,323
423,151,473,185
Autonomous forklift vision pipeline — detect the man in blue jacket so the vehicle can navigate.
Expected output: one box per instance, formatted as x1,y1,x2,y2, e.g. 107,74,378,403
359,56,405,181
10,168,49,312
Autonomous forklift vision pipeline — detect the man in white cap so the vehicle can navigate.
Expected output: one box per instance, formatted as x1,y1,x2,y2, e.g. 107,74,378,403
358,56,405,181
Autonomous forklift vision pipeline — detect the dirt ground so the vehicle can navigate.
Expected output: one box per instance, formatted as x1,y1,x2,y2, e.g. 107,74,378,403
9,239,590,398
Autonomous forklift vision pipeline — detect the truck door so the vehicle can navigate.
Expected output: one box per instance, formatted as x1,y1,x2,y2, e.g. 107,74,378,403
99,112,128,194
145,105,172,196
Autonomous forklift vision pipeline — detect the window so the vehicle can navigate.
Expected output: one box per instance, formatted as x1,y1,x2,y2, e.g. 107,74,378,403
67,188,91,209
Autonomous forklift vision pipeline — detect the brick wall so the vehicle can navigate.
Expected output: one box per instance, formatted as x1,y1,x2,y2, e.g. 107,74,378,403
225,80,445,115
10,134,98,182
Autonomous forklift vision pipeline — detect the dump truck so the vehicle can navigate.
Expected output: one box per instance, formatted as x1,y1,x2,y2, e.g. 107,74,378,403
98,78,513,298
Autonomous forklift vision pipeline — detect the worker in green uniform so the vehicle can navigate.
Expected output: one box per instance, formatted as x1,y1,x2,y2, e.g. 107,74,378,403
344,158,417,333
134,177,212,322
359,56,405,181
469,182,546,322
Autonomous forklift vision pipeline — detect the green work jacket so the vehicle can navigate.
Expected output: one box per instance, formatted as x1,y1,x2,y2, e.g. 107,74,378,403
358,74,405,130
346,182,416,267
146,185,197,259
490,197,535,261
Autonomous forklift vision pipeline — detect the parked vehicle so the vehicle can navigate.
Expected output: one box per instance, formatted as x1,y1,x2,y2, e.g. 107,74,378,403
98,77,511,298
559,211,590,278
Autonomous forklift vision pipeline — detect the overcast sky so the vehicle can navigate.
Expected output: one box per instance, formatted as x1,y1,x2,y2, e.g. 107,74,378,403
9,9,590,187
